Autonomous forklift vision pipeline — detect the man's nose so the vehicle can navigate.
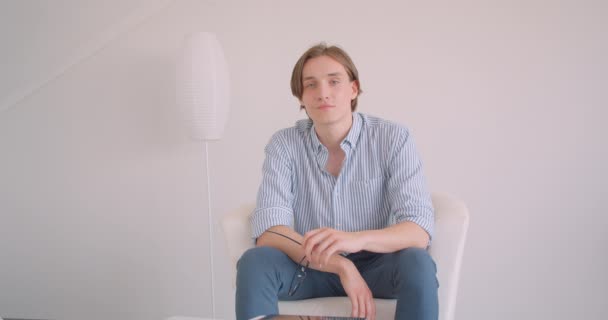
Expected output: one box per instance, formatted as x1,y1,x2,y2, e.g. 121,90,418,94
317,82,329,100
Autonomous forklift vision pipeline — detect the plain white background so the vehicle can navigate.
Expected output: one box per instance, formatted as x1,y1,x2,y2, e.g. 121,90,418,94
1,0,606,319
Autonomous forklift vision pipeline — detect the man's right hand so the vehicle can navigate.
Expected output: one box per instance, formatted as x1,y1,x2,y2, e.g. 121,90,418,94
338,260,376,320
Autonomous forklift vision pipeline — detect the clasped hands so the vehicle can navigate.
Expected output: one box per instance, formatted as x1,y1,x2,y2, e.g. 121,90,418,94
302,227,364,268
302,228,376,320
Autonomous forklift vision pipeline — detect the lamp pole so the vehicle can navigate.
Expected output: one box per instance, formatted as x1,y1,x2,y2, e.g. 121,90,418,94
204,141,215,317
176,31,229,319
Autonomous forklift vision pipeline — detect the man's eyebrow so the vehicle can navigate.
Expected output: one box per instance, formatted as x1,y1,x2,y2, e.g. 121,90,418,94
302,72,345,81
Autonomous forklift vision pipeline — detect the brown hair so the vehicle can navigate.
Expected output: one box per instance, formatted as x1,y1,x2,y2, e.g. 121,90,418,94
290,43,362,111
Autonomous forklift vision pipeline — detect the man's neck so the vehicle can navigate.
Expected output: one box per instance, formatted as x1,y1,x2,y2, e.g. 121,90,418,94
314,114,353,152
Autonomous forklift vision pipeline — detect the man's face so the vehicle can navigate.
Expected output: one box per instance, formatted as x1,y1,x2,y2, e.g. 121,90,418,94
300,55,358,127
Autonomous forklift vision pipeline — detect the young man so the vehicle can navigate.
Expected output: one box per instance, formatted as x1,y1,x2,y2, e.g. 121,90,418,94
236,43,438,320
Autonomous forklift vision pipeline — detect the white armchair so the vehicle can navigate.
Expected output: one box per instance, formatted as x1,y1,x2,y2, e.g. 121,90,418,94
221,192,469,320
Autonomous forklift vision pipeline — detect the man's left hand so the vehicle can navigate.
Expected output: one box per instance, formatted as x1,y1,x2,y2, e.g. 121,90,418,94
302,228,365,269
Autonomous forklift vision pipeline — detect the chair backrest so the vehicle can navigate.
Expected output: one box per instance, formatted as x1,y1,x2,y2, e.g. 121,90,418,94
221,192,469,320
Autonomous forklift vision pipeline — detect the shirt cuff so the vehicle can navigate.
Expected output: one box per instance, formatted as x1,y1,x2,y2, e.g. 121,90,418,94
250,206,294,239
394,210,434,242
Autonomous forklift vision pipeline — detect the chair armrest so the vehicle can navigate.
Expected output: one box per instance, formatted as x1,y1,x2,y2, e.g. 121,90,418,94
429,192,470,320
221,204,256,286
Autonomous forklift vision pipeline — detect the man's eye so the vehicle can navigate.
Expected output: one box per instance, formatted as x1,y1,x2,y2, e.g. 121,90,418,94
305,83,316,88
330,80,340,85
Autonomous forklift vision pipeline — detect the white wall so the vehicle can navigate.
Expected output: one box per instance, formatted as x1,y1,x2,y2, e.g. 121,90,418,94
1,1,606,320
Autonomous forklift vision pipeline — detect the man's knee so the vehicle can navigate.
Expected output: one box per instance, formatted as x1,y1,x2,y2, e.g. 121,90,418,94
236,246,289,293
395,247,438,288
237,246,285,273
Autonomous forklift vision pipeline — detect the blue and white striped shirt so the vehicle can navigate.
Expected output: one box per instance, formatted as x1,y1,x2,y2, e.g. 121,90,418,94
251,112,434,241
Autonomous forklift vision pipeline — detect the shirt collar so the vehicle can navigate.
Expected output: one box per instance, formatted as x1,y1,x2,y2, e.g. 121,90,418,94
310,112,364,153
343,112,363,149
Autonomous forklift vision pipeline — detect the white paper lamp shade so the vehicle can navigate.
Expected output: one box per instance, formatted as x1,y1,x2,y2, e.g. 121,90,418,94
176,32,230,141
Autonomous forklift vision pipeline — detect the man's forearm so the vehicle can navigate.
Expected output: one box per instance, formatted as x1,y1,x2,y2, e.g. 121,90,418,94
256,225,352,274
358,221,430,253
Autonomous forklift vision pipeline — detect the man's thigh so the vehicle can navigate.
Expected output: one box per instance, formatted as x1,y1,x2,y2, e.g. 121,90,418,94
241,246,344,301
279,260,345,301
355,248,437,299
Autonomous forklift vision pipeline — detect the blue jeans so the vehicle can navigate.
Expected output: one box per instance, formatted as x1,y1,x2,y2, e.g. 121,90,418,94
235,246,439,320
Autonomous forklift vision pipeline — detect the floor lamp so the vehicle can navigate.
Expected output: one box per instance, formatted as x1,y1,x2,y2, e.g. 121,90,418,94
176,32,230,319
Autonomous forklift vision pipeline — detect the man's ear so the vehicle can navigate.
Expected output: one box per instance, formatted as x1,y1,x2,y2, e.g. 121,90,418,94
351,80,359,99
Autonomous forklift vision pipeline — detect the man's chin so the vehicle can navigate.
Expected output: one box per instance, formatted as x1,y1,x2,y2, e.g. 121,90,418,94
310,115,336,126
310,112,350,126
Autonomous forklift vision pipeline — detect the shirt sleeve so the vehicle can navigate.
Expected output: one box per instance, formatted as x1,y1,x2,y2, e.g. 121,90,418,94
250,132,295,239
386,127,435,241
